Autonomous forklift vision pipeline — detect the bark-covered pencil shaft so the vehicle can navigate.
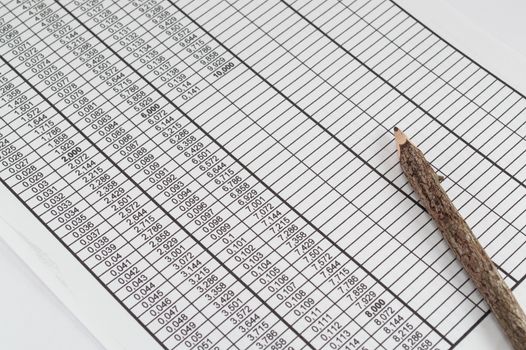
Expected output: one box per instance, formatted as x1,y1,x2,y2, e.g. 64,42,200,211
394,127,526,350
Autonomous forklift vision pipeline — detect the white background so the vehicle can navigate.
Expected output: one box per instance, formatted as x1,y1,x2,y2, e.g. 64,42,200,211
1,0,525,349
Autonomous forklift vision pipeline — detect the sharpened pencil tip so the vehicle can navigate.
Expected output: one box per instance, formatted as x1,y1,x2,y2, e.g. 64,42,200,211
394,127,408,146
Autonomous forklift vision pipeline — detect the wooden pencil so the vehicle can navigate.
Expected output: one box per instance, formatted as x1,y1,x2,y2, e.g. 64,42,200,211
394,127,526,350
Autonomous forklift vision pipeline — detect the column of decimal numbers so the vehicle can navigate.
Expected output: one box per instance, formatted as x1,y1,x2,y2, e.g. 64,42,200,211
0,2,307,349
68,0,448,349
0,59,249,349
96,0,453,349
0,0,452,349
56,0,402,347
0,12,252,350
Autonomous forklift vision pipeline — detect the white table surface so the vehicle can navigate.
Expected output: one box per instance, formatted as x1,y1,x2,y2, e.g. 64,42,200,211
1,1,525,349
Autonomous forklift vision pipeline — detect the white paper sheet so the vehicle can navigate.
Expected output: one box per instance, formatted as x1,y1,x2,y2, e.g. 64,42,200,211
1,1,525,349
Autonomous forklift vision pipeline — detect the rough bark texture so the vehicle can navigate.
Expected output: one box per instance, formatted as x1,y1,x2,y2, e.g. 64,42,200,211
399,140,526,350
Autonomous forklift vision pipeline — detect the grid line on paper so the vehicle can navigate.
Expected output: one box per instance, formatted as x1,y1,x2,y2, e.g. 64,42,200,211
175,0,518,287
178,0,526,276
389,0,526,139
276,0,526,202
174,0,526,344
170,0,524,344
179,0,498,294
190,0,523,287
178,5,525,325
53,0,452,346
1,0,450,348
0,53,314,350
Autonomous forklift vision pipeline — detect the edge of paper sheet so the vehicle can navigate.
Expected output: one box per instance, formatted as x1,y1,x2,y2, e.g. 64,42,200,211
0,184,163,350
396,0,526,101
